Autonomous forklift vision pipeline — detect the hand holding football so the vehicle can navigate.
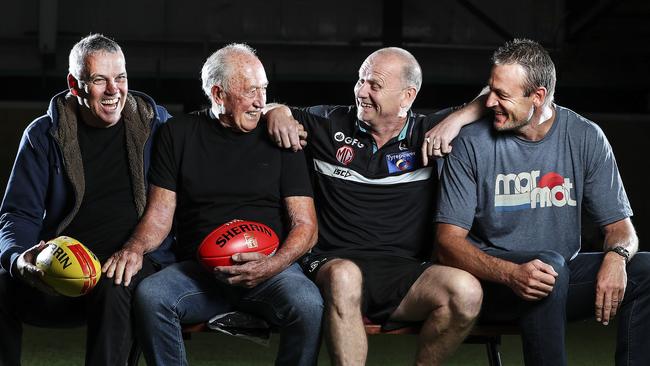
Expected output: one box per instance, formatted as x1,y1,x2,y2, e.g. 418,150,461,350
197,220,279,269
35,236,102,297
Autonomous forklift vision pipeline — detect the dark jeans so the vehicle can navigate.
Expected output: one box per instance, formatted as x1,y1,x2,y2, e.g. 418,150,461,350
479,249,650,366
133,260,323,366
0,258,156,366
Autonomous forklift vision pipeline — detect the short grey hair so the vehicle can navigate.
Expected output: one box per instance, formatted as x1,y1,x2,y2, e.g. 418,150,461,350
492,38,556,107
370,47,422,93
68,34,122,80
200,43,258,100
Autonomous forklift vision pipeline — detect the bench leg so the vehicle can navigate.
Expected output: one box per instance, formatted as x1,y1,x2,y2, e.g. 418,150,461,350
485,336,502,366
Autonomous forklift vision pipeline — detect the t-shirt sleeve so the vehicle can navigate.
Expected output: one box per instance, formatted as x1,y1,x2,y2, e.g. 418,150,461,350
149,121,179,192
280,148,313,198
582,125,633,225
434,140,478,230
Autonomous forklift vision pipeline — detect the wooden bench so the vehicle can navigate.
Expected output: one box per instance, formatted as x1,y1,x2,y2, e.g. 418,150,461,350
128,316,519,366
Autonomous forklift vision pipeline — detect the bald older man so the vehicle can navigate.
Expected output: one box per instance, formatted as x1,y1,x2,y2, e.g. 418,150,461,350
266,47,482,366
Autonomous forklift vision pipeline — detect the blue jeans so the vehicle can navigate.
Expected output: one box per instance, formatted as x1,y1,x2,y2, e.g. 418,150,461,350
133,260,323,366
479,249,650,366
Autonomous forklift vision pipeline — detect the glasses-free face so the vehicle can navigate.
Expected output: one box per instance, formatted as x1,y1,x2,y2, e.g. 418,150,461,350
68,51,128,128
214,55,268,133
354,55,413,126
486,63,537,132
84,74,128,88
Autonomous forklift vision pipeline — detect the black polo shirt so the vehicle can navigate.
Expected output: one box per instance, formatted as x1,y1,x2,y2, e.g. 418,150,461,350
291,105,447,260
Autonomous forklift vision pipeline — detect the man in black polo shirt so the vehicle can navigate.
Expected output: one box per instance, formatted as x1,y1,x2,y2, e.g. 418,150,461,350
266,47,481,365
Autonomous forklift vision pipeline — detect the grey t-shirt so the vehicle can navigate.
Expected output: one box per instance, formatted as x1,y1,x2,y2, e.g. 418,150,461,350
435,105,632,260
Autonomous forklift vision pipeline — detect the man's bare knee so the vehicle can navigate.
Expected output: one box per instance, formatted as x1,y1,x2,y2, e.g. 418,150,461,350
446,270,482,322
414,266,482,322
316,259,363,308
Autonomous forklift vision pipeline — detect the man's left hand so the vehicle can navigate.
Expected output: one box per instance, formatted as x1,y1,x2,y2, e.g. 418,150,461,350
421,115,462,165
213,252,281,288
595,252,627,325
102,247,144,287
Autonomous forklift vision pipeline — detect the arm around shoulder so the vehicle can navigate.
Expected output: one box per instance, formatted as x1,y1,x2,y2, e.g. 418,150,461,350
422,88,489,164
264,104,307,151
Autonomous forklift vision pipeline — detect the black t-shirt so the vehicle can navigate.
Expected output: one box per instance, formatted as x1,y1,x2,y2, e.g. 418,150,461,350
149,109,313,261
291,106,448,260
62,119,139,262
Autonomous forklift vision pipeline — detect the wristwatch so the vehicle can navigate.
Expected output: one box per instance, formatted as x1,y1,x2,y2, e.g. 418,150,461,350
607,246,630,263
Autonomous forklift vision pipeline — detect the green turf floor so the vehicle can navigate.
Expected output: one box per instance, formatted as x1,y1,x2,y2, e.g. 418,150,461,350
21,319,616,365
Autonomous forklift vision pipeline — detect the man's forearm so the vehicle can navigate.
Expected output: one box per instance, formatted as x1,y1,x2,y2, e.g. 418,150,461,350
270,196,317,269
436,224,517,285
271,223,317,269
602,218,638,259
124,217,171,255
263,103,291,116
451,89,488,126
124,185,176,255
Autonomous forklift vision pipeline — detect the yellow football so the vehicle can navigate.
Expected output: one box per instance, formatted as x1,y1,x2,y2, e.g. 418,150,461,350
35,236,102,297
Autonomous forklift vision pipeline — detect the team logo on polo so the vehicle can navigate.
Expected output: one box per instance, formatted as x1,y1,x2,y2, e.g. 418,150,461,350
336,145,355,165
386,151,416,173
494,170,577,212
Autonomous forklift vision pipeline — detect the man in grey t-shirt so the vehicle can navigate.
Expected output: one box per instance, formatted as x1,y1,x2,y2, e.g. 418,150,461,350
435,39,650,366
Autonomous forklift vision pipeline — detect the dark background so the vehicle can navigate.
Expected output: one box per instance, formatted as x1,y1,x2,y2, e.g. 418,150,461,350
1,0,648,250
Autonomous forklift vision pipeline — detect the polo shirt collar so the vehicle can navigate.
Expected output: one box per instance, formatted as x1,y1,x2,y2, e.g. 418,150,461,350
355,110,413,142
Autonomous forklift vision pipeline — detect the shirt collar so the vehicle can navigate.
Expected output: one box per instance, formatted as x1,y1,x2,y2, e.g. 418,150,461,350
355,110,413,142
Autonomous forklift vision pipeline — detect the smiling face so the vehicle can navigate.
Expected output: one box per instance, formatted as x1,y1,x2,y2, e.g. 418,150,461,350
214,54,268,133
353,53,413,127
485,63,537,132
68,51,128,128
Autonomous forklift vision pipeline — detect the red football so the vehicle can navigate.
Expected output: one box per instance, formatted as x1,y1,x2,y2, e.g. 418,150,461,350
197,219,280,268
